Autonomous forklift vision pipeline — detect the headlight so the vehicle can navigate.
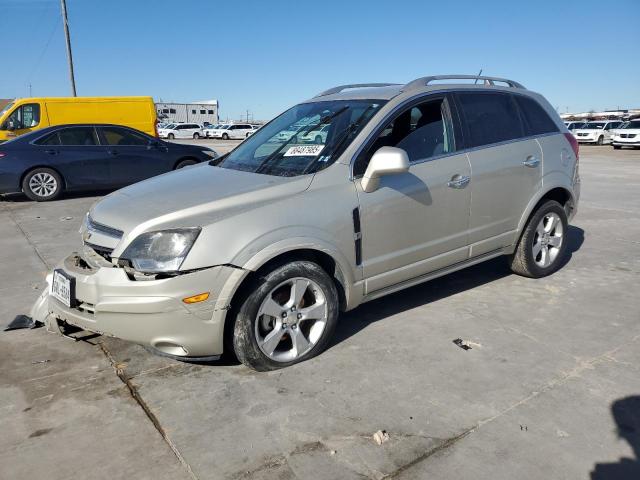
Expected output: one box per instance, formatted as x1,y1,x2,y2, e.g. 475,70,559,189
120,228,200,273
201,149,218,158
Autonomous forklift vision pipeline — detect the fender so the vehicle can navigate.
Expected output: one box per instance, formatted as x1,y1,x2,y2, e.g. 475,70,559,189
515,172,577,236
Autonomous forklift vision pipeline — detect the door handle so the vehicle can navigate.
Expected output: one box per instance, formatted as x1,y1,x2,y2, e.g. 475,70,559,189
447,174,470,189
523,155,540,168
44,149,57,155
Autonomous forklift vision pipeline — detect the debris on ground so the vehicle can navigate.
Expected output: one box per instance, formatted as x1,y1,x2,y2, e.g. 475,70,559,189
453,338,482,350
330,450,337,455
373,430,390,445
4,315,41,331
60,216,74,221
31,359,50,365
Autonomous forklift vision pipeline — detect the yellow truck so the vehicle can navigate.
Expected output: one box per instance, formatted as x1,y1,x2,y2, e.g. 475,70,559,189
0,96,157,142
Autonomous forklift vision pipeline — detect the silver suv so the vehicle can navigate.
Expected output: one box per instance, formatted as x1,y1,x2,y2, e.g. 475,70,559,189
32,75,580,371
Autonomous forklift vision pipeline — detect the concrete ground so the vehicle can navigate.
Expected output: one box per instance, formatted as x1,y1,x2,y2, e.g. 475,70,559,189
1,144,639,479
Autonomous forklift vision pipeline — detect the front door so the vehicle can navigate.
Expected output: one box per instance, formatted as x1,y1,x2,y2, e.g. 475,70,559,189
2,102,43,140
355,95,472,294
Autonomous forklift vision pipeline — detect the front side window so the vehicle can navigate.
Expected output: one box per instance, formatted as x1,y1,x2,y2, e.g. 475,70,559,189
623,120,640,129
354,98,455,176
216,99,385,177
456,92,524,148
515,95,559,136
101,127,148,146
57,127,99,146
6,103,40,129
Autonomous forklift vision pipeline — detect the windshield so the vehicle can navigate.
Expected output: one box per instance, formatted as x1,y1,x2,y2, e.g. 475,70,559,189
164,124,176,129
623,120,640,129
216,100,385,177
0,101,15,118
582,122,605,129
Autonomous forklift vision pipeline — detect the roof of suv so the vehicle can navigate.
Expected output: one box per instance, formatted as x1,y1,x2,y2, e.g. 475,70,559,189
304,75,528,102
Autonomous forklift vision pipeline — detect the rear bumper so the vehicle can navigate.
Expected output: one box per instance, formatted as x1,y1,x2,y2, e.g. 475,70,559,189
34,253,246,357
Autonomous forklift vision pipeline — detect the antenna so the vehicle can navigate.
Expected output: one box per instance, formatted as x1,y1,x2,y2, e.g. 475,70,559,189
474,69,483,84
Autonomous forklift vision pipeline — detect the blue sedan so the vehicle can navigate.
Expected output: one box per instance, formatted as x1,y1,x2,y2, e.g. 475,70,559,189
0,124,218,201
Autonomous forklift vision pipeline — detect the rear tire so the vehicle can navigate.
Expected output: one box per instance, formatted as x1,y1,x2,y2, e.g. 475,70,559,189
597,135,604,145
232,261,338,371
222,133,229,140
508,200,568,278
175,159,197,169
193,133,200,139
22,168,63,202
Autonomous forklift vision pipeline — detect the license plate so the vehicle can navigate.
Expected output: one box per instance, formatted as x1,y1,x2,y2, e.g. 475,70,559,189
51,269,75,308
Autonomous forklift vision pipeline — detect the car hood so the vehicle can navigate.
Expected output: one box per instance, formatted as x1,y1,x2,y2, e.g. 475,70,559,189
89,163,313,242
574,129,603,133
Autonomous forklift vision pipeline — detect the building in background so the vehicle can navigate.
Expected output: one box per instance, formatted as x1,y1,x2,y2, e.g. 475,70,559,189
561,109,640,121
155,100,218,125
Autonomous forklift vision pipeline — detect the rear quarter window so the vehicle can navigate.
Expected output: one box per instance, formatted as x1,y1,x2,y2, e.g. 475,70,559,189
456,92,524,148
515,95,559,136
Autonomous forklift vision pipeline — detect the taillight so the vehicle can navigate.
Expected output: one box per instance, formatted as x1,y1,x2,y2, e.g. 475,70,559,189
0,152,5,158
564,132,579,161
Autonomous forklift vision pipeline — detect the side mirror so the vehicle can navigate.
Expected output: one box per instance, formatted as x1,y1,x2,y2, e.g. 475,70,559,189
6,121,16,131
361,146,410,193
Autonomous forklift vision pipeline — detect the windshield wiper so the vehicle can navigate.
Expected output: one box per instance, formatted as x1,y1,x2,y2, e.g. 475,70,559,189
255,106,350,175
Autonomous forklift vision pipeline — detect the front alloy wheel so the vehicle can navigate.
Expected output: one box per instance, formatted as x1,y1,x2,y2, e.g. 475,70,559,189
233,261,338,371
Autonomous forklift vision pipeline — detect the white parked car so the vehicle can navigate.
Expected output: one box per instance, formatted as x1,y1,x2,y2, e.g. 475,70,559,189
573,120,623,145
158,123,203,140
203,124,222,138
564,121,585,134
298,124,330,144
611,119,640,149
209,124,254,139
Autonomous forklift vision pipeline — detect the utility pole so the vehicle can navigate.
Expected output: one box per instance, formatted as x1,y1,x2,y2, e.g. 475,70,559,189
28,83,32,97
60,0,77,96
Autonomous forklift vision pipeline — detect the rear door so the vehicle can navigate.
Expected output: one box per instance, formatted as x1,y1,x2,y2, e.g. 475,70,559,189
52,127,110,189
98,126,171,186
455,91,543,256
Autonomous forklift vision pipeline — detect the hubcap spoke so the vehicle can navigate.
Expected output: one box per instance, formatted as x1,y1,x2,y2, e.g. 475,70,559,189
291,328,311,355
289,279,310,308
299,301,325,320
548,236,562,248
540,246,550,267
259,325,286,356
261,297,284,318
532,241,543,258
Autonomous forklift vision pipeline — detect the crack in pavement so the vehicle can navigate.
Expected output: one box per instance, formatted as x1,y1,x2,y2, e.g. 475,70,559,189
1,203,52,269
99,343,200,480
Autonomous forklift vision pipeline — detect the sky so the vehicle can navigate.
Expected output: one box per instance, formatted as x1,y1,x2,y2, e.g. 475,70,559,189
1,0,639,121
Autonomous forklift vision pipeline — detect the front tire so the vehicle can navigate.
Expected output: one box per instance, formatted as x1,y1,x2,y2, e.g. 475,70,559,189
22,168,63,201
193,132,200,139
222,133,229,140
167,133,175,140
508,200,568,278
175,159,197,169
613,145,622,150
233,261,339,371
597,135,604,145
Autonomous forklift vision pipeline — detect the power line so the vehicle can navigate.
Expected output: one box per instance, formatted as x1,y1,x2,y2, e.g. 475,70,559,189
25,16,61,90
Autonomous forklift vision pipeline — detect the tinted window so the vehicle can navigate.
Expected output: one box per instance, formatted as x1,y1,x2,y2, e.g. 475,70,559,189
58,127,98,146
101,127,148,146
515,95,559,136
354,98,455,175
457,92,524,148
207,110,214,114
169,108,176,114
35,132,60,146
191,109,196,114
200,110,206,114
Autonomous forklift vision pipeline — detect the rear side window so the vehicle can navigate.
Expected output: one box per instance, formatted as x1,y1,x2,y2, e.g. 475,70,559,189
456,92,524,148
101,127,148,146
35,132,60,145
515,95,559,136
57,127,99,146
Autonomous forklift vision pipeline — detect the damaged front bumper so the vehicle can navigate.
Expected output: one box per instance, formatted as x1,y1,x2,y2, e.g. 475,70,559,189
30,252,246,357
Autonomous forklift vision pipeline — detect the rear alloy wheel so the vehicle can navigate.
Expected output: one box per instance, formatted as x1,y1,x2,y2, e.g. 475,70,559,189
222,133,229,140
509,200,568,278
167,133,175,140
233,261,338,371
22,168,63,201
175,159,197,169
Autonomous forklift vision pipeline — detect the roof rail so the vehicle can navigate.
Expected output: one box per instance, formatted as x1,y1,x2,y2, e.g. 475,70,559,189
402,75,525,91
314,83,401,98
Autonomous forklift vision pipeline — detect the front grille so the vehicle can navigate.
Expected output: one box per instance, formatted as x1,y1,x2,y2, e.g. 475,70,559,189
621,134,637,139
86,215,123,239
577,133,589,136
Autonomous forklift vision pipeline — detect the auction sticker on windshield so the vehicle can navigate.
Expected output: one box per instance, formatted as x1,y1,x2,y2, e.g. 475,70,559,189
51,269,75,307
284,145,325,157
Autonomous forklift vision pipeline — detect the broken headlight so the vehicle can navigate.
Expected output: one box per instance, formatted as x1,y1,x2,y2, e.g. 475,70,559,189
120,228,200,273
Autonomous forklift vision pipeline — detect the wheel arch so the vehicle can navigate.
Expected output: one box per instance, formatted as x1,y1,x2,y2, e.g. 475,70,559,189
516,184,576,236
173,156,200,170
